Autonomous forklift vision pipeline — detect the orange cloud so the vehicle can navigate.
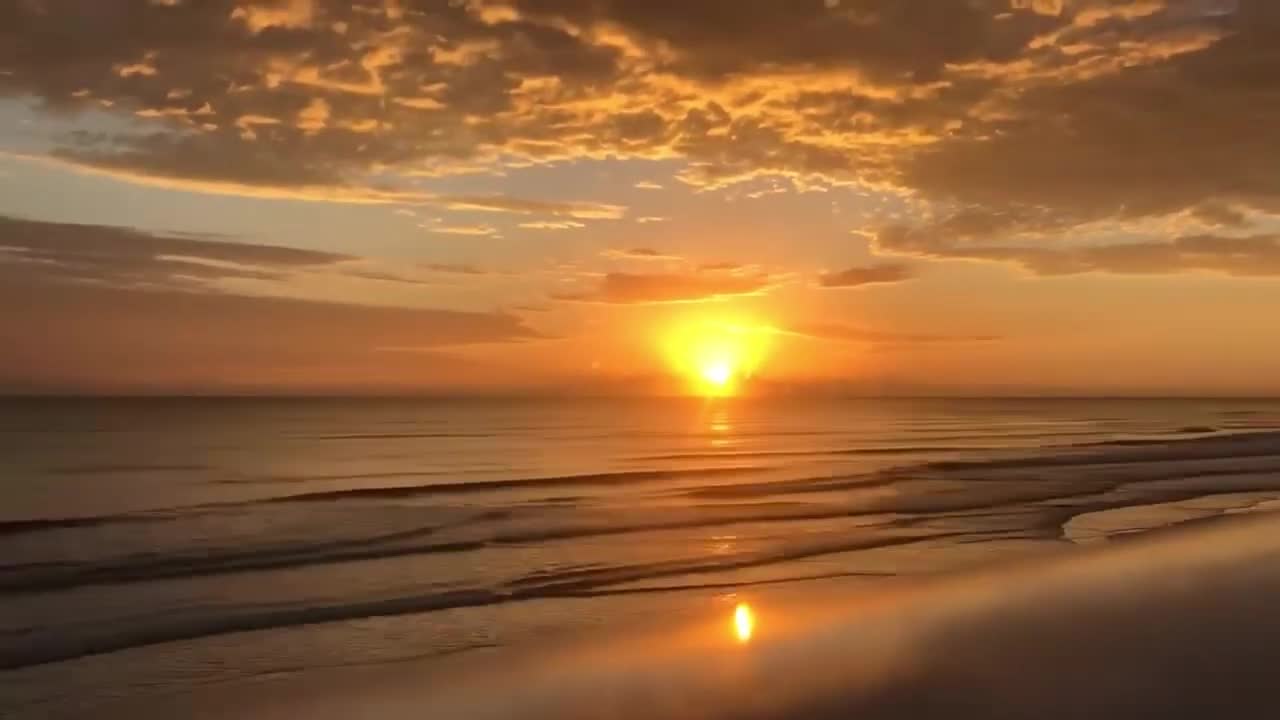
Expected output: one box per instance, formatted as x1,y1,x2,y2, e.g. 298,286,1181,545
818,263,916,288
553,271,773,304
602,248,683,261
787,322,1001,345
440,196,627,220
0,214,543,393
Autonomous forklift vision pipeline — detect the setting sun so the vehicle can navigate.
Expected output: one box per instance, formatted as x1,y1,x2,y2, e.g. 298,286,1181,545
701,361,734,389
662,319,775,397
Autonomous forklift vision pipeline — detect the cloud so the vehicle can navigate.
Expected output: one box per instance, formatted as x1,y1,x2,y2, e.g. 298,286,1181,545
1189,203,1250,228
6,152,434,206
0,214,351,291
786,322,1001,345
0,214,498,300
636,217,669,224
0,215,542,392
8,155,615,222
0,0,1041,196
818,262,916,288
519,220,585,230
634,181,664,190
698,262,743,272
340,269,441,286
438,196,627,220
429,225,499,237
0,0,1272,272
0,280,542,393
423,262,488,276
873,218,1280,277
896,5,1276,232
342,264,491,286
602,247,682,261
508,0,1044,82
553,270,773,304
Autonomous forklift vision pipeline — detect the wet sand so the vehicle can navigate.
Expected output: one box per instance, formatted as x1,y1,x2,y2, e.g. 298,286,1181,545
105,508,1280,719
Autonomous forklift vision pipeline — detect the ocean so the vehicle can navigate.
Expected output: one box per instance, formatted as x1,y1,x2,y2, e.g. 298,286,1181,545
3,397,1280,718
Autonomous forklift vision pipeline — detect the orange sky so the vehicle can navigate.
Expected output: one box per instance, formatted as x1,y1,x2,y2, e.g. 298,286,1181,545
1,0,1278,395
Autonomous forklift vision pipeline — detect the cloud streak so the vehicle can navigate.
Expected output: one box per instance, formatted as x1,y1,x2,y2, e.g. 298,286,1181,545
0,216,542,392
874,219,1280,277
787,322,1001,345
0,214,351,291
818,263,916,288
553,270,773,304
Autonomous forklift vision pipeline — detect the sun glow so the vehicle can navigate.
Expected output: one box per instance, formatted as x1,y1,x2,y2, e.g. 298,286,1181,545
662,318,774,397
701,361,734,388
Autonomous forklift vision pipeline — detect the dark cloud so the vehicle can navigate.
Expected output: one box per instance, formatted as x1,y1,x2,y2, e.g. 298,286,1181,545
0,214,351,290
818,262,915,288
0,0,625,193
553,270,772,304
0,214,542,392
875,219,1280,277
1190,203,1250,228
0,278,541,392
0,214,505,300
901,2,1280,227
1,0,1275,270
509,0,1047,81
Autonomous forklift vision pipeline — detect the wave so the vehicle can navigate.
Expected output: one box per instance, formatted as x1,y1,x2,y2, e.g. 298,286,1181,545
217,469,456,485
12,454,1279,595
636,446,994,462
306,432,497,440
0,500,891,595
46,463,209,475
0,513,161,537
9,432,1280,594
0,529,947,670
265,466,763,502
0,466,765,540
8,430,1280,675
929,430,1280,472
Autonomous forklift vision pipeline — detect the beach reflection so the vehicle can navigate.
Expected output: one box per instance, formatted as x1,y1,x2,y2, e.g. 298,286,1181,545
707,407,735,447
733,603,755,644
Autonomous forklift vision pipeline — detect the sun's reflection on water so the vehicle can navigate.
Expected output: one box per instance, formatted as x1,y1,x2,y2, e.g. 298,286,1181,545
708,408,735,447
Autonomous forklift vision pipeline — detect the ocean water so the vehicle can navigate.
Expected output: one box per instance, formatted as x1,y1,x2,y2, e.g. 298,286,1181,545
3,397,1280,717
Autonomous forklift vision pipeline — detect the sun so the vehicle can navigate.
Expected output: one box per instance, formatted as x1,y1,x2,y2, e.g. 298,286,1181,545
660,317,774,397
701,361,734,389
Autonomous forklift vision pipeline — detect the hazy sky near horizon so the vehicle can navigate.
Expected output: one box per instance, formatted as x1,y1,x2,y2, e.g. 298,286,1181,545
2,0,1278,394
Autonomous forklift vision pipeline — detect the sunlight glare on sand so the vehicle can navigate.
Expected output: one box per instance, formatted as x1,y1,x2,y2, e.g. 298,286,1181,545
734,603,755,643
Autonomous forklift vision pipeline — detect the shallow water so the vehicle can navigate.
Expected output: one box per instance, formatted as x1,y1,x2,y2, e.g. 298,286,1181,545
3,397,1280,717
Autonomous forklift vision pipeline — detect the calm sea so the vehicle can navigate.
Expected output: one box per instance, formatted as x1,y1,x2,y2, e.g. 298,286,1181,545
3,397,1280,717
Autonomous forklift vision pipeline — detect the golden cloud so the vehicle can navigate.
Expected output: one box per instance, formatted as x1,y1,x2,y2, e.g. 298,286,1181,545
552,270,774,304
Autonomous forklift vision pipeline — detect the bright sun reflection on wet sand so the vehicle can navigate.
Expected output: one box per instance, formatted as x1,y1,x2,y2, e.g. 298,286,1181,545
733,603,755,643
